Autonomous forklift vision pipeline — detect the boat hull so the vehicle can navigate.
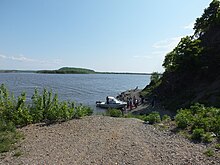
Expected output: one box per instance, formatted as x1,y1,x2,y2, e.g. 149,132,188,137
96,102,126,109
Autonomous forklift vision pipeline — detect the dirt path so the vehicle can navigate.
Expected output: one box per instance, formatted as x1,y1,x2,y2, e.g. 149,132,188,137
1,116,219,165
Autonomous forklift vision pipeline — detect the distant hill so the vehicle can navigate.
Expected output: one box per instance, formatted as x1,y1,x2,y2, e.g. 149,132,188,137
36,67,151,75
37,67,96,74
143,0,220,111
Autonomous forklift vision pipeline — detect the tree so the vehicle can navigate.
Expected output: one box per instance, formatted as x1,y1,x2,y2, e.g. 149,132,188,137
163,36,203,73
194,0,220,37
150,72,161,85
163,50,178,72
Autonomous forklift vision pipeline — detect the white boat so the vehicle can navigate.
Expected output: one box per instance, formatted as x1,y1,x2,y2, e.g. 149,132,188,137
96,96,127,109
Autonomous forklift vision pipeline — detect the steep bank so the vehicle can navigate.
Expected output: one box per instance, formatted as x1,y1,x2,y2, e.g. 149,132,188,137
1,116,219,165
143,0,220,111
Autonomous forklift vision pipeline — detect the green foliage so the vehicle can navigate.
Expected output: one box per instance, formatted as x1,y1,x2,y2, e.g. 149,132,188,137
204,148,215,157
191,128,205,141
13,150,22,157
143,0,220,112
175,103,220,143
106,109,122,117
150,72,161,85
37,67,95,74
0,119,21,153
145,111,161,124
162,115,171,122
163,36,203,73
175,109,193,129
215,143,220,149
123,113,147,121
73,105,93,119
0,84,93,126
141,77,161,98
0,84,93,154
194,0,220,37
202,132,214,143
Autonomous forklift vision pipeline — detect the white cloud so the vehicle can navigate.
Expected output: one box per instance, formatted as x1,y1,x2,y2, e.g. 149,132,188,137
151,51,169,56
133,55,153,59
152,36,183,51
144,24,195,72
11,55,35,62
0,54,7,59
0,53,62,65
184,22,194,30
0,54,34,62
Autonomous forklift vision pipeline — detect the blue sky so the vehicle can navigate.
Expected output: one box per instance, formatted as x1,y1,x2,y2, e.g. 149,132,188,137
0,0,211,73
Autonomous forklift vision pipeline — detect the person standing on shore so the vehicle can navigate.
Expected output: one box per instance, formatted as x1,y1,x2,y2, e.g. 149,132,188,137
129,97,133,110
133,96,137,108
126,97,129,109
106,96,109,104
140,95,144,104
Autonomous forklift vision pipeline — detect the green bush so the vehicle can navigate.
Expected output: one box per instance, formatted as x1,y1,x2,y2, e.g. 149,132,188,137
202,132,214,143
175,109,193,129
162,114,171,122
106,109,122,117
124,113,147,121
215,143,220,150
73,105,93,119
0,84,93,154
0,84,93,126
191,128,204,141
174,103,220,143
145,111,161,124
204,149,215,157
190,105,219,133
0,119,21,153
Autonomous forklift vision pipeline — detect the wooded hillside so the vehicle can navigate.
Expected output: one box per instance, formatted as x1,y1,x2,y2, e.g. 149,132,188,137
144,0,220,111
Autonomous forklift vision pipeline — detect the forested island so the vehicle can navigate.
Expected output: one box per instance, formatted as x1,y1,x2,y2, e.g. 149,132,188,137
36,67,96,74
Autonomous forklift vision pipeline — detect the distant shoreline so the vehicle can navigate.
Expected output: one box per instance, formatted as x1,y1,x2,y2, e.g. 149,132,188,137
0,69,153,75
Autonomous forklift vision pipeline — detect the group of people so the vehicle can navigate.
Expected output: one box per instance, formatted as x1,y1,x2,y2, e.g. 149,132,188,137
126,96,138,110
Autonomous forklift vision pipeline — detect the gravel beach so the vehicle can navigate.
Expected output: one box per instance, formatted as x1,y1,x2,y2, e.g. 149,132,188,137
1,116,219,165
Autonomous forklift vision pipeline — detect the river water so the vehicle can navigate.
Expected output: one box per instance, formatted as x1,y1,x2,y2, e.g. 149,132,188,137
0,73,150,113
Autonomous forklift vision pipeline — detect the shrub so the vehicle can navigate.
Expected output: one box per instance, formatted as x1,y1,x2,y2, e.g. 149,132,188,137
73,105,93,119
0,84,93,125
145,111,161,124
13,150,22,157
0,119,22,153
204,149,214,157
162,114,171,122
174,103,220,143
150,72,161,85
0,84,94,155
191,128,204,141
106,109,122,117
215,143,220,150
202,132,214,143
175,109,193,129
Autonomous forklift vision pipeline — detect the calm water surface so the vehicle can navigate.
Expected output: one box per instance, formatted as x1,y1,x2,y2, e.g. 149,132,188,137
0,73,150,113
